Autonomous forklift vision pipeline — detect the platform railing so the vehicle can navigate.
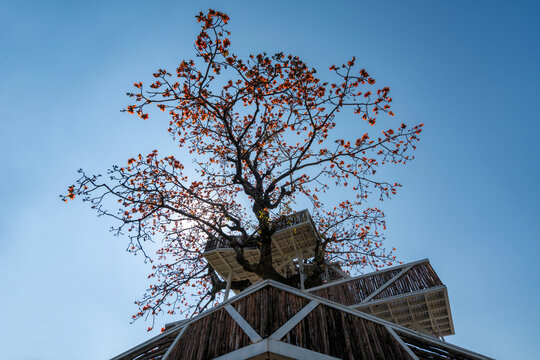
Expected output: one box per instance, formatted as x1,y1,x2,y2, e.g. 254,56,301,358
204,210,318,252
274,209,310,231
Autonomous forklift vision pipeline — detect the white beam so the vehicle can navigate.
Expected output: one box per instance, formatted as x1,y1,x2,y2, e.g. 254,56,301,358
270,301,319,340
211,340,267,360
161,325,188,360
224,304,263,343
307,259,430,292
424,293,442,339
162,279,490,360
351,285,447,310
268,339,341,360
443,283,456,335
359,265,413,304
298,251,305,290
110,324,183,360
385,325,420,360
211,338,341,360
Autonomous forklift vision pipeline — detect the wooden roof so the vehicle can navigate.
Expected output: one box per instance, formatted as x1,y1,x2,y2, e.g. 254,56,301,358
112,277,492,360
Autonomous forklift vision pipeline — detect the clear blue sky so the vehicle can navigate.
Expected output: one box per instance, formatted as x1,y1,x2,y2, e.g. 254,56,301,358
1,1,539,359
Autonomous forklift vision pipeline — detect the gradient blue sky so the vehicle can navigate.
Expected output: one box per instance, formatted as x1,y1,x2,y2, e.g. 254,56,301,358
1,1,539,359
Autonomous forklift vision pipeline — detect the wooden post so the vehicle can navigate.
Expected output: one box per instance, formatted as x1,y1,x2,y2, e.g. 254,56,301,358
224,271,232,301
298,252,305,290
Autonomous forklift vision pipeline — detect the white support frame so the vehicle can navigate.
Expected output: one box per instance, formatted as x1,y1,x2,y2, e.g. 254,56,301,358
117,270,491,360
385,325,420,360
235,280,492,360
273,237,286,259
351,285,454,337
270,301,319,340
307,258,430,293
351,285,447,310
224,304,263,343
424,293,442,339
359,265,413,304
212,338,341,360
298,251,305,290
161,325,188,360
443,283,456,335
110,323,184,360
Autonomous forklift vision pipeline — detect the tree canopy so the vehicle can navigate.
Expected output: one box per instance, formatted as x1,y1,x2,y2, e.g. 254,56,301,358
63,9,422,327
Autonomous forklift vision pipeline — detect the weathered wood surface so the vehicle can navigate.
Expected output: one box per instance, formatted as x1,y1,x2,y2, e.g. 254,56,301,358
232,286,309,338
373,262,442,300
310,262,442,306
111,326,183,360
310,268,403,305
166,308,250,359
114,279,491,360
284,303,415,359
398,330,486,360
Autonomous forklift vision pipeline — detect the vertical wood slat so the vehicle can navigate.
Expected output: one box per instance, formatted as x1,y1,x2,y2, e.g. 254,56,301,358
169,308,250,359
385,326,420,360
232,286,309,338
374,263,443,300
270,300,319,340
310,261,443,307
283,303,415,359
224,304,262,343
161,325,188,360
118,281,489,360
310,268,403,305
360,265,414,304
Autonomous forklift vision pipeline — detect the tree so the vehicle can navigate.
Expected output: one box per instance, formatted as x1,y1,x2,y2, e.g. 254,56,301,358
63,9,422,327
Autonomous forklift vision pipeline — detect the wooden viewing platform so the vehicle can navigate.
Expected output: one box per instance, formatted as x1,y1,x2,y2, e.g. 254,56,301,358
112,279,492,360
113,210,490,359
203,210,332,285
